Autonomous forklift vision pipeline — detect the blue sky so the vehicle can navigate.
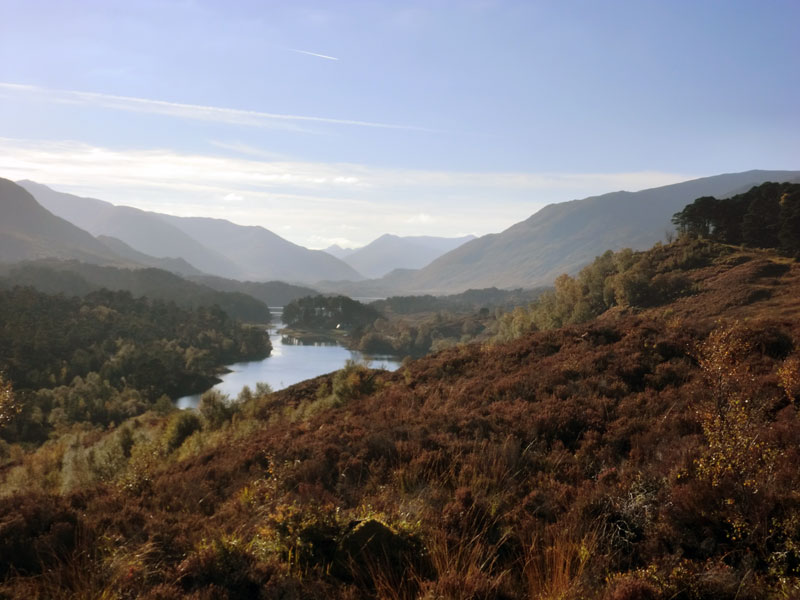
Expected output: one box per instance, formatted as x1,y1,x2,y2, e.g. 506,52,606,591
1,0,798,248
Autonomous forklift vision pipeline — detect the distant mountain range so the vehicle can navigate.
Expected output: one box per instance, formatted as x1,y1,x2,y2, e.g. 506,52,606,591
17,181,363,284
7,171,800,298
0,178,318,311
17,180,240,277
322,244,356,260
390,170,800,294
316,170,800,297
325,234,476,278
156,214,362,283
0,178,128,266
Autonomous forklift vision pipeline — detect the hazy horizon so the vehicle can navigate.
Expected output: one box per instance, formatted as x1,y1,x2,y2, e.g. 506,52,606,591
1,0,798,249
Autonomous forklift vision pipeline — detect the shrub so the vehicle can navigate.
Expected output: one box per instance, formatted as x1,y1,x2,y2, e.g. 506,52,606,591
176,537,268,599
331,360,376,405
198,391,236,430
163,411,202,453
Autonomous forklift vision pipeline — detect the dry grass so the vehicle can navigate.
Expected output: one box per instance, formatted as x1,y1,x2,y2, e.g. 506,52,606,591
523,523,600,600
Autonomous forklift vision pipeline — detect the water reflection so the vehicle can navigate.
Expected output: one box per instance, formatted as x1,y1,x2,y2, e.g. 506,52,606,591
280,336,338,347
176,311,401,409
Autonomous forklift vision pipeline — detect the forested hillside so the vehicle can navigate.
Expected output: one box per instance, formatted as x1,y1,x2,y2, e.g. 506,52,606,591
0,260,272,323
353,288,545,357
190,275,317,307
0,287,270,446
2,234,800,598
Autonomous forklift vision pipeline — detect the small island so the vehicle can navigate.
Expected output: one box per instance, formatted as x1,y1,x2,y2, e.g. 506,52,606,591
280,294,382,343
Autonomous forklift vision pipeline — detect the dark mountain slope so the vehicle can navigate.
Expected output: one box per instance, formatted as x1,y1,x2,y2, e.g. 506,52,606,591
20,180,364,284
0,178,122,265
18,181,243,278
190,275,317,307
97,235,204,278
400,170,800,293
0,260,271,322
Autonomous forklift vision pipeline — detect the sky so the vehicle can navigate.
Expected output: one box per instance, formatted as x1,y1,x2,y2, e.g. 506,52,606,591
0,0,798,249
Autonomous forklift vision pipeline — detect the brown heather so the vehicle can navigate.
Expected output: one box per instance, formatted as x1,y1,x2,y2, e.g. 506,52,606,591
2,239,800,598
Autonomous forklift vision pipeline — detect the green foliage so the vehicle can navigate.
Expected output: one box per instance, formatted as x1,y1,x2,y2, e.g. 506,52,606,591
0,375,19,430
162,411,202,453
371,287,543,316
331,359,376,405
693,325,781,516
354,305,504,357
0,286,271,443
198,390,236,430
494,242,699,339
779,188,800,257
282,295,381,331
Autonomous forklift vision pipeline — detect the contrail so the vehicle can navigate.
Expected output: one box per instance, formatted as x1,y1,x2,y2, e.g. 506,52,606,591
0,82,440,132
289,48,339,61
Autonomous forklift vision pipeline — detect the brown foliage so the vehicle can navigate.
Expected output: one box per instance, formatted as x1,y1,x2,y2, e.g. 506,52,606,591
2,242,800,597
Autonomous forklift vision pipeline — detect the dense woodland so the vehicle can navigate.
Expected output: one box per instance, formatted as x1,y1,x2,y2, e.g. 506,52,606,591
281,291,524,358
0,260,272,323
370,288,545,316
0,287,270,446
282,295,382,332
671,182,800,254
353,289,545,357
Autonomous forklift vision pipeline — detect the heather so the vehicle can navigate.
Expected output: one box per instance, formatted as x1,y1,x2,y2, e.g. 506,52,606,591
1,238,800,598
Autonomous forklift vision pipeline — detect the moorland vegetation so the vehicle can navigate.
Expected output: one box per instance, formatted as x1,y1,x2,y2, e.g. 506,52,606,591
1,183,800,598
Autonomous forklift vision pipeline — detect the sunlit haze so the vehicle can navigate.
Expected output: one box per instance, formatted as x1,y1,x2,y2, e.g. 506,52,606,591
1,0,798,248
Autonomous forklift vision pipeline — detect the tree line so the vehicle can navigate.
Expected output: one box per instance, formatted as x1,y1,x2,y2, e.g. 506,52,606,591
671,181,800,255
282,295,381,331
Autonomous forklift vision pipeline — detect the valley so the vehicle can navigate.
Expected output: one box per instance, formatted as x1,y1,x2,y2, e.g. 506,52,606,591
3,4,798,596
1,178,800,598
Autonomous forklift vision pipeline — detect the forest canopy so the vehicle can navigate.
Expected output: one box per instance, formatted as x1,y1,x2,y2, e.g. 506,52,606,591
0,286,270,444
282,295,381,331
671,181,800,255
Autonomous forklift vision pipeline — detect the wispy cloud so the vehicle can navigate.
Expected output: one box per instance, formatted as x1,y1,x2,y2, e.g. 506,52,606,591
0,137,694,248
288,48,339,61
0,82,436,132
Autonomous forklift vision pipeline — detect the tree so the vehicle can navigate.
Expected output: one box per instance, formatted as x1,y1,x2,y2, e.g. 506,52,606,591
741,183,781,248
0,374,19,429
779,188,800,257
672,196,721,238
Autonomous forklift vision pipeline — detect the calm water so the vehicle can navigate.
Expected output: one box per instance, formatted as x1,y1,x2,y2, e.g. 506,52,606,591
176,309,401,409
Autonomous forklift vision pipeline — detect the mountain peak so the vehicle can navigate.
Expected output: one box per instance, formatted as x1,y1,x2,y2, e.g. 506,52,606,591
19,180,363,284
